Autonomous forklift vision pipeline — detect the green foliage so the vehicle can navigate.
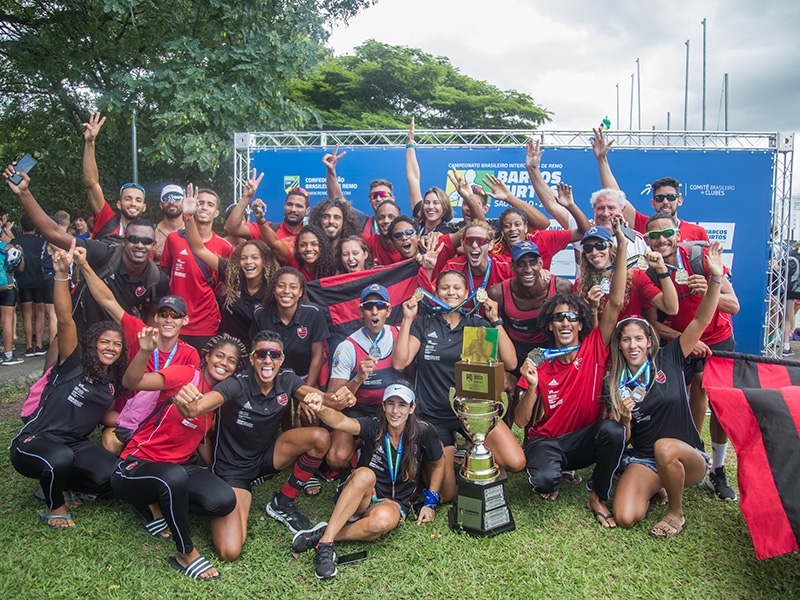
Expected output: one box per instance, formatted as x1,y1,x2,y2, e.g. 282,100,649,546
291,40,552,130
0,0,373,216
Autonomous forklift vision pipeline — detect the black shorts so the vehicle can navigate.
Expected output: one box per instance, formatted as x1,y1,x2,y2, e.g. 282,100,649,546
214,444,277,492
420,413,467,448
0,286,16,307
683,336,736,383
41,279,54,304
18,286,44,304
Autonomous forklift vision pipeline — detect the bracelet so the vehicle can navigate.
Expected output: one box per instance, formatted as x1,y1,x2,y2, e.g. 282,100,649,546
489,318,503,327
183,214,193,220
256,218,267,225
710,277,722,285
406,143,416,149
54,277,70,282
422,488,440,509
590,312,598,316
657,271,671,279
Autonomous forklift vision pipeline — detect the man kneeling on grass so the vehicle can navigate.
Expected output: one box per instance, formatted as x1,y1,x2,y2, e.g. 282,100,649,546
292,382,445,580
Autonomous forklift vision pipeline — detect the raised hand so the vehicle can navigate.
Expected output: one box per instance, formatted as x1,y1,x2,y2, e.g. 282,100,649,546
52,238,76,276
357,356,376,381
83,112,106,143
520,358,539,388
242,169,264,202
447,167,472,199
591,127,614,160
705,241,724,278
525,138,544,171
251,199,266,224
643,250,666,271
137,327,159,353
484,297,500,322
402,297,419,320
322,144,346,171
183,183,198,216
3,162,29,194
482,174,512,202
407,117,415,145
555,182,574,207
73,246,88,268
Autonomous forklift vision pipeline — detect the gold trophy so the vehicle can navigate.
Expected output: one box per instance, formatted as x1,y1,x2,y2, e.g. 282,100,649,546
448,326,515,537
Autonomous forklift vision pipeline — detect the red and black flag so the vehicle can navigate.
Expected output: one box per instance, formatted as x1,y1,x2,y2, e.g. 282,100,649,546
705,351,800,560
306,259,421,349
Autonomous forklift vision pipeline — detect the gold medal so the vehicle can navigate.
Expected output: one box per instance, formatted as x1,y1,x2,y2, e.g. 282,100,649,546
527,347,546,367
476,287,488,303
413,288,425,302
675,268,689,285
637,255,649,270
600,277,611,295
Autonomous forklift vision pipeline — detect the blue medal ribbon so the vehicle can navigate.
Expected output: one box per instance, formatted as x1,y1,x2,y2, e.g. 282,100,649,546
385,434,404,499
153,343,178,372
541,345,581,360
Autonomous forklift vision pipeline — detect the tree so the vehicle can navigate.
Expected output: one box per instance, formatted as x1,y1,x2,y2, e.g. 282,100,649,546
0,0,373,216
291,40,552,130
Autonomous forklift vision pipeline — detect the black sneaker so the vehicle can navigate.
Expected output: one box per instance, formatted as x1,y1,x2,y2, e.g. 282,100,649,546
706,466,737,501
24,347,35,357
314,542,337,579
291,522,327,553
1,354,23,366
266,492,311,533
34,346,47,356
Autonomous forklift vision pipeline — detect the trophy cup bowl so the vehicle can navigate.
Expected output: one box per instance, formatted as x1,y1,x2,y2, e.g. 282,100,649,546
450,390,508,483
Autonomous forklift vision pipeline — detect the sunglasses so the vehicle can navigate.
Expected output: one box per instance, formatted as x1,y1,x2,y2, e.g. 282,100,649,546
645,228,677,240
125,235,155,245
470,184,487,197
360,300,390,311
464,236,490,247
251,348,284,361
391,228,416,240
552,311,580,323
161,193,183,203
288,186,309,198
157,308,185,319
370,190,392,200
120,182,145,196
582,240,610,254
653,193,679,202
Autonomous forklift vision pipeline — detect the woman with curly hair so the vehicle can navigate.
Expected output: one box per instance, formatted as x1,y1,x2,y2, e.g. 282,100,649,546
251,267,330,391
336,235,372,274
574,226,677,323
10,241,128,529
113,330,248,580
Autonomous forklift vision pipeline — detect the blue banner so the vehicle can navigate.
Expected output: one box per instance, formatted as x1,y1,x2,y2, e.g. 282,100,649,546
248,146,774,353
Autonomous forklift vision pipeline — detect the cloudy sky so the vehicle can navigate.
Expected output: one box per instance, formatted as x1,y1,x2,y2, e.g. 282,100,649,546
330,0,800,166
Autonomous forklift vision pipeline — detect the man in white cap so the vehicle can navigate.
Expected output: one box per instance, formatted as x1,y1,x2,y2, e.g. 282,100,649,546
154,184,185,263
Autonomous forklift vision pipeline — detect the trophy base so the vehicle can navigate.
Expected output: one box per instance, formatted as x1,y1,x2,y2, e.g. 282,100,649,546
448,468,515,538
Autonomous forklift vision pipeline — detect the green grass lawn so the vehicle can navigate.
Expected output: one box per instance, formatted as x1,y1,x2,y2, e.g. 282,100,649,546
0,387,797,600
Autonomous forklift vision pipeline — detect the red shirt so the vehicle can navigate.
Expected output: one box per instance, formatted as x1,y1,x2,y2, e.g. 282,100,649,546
528,328,608,439
364,233,402,267
285,253,316,282
121,366,214,464
442,256,514,316
247,221,297,252
662,246,733,344
634,211,710,243
121,313,200,367
160,230,232,335
91,203,119,238
574,268,662,322
430,234,459,278
491,229,572,270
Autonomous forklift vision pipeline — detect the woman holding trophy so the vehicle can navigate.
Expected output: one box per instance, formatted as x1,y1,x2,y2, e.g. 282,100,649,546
393,269,525,503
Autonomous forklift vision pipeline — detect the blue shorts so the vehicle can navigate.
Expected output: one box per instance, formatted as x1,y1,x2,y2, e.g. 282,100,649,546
623,449,709,476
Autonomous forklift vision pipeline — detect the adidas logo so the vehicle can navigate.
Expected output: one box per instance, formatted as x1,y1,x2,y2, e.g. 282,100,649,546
427,331,438,338
548,379,558,386
179,249,189,256
243,401,252,409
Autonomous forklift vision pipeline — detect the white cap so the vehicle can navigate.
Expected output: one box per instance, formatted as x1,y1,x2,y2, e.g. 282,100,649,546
383,383,415,405
160,184,183,201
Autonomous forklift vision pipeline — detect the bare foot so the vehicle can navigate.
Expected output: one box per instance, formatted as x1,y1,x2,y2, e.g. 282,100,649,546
562,470,582,484
587,491,616,528
650,487,668,506
539,490,559,501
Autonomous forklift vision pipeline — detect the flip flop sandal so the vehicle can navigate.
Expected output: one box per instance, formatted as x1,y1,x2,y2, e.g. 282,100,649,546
39,510,72,529
303,477,322,497
145,517,172,538
562,470,583,484
453,449,467,466
168,555,220,581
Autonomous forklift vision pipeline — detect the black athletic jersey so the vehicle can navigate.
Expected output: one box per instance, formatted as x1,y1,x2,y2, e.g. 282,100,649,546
11,233,45,289
356,416,444,513
17,347,118,444
217,257,268,349
250,302,329,378
211,368,304,474
626,338,704,459
409,312,490,422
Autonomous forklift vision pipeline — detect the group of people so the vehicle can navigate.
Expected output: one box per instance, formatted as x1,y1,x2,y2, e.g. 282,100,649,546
2,115,740,581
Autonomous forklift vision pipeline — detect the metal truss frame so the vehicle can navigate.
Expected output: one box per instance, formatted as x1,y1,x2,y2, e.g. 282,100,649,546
233,129,793,356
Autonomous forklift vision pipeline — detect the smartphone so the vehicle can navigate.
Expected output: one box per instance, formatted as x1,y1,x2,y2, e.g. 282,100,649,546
621,224,637,243
336,550,368,565
8,154,37,185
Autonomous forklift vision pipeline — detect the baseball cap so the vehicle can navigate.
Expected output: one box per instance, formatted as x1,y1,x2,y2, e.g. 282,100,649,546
360,283,390,303
511,240,541,262
383,383,416,405
157,295,187,315
160,185,183,202
582,226,613,243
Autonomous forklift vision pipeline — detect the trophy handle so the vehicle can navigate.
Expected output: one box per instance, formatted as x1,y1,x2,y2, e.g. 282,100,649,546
496,391,508,420
449,387,457,414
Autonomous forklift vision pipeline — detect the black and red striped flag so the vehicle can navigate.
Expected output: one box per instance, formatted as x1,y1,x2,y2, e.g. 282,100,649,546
705,351,800,560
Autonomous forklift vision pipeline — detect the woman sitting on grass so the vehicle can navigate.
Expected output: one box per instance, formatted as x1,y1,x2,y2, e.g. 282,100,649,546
290,382,445,580
113,328,247,581
609,243,725,537
9,240,127,529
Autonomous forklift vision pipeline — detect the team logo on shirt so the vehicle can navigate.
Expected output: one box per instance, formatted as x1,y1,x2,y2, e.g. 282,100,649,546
125,461,138,471
297,326,308,339
655,370,666,384
135,286,146,297
573,358,583,370
276,393,289,406
332,351,340,369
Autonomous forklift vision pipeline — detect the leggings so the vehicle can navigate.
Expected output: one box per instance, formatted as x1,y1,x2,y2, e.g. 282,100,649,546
10,435,116,510
111,459,236,554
